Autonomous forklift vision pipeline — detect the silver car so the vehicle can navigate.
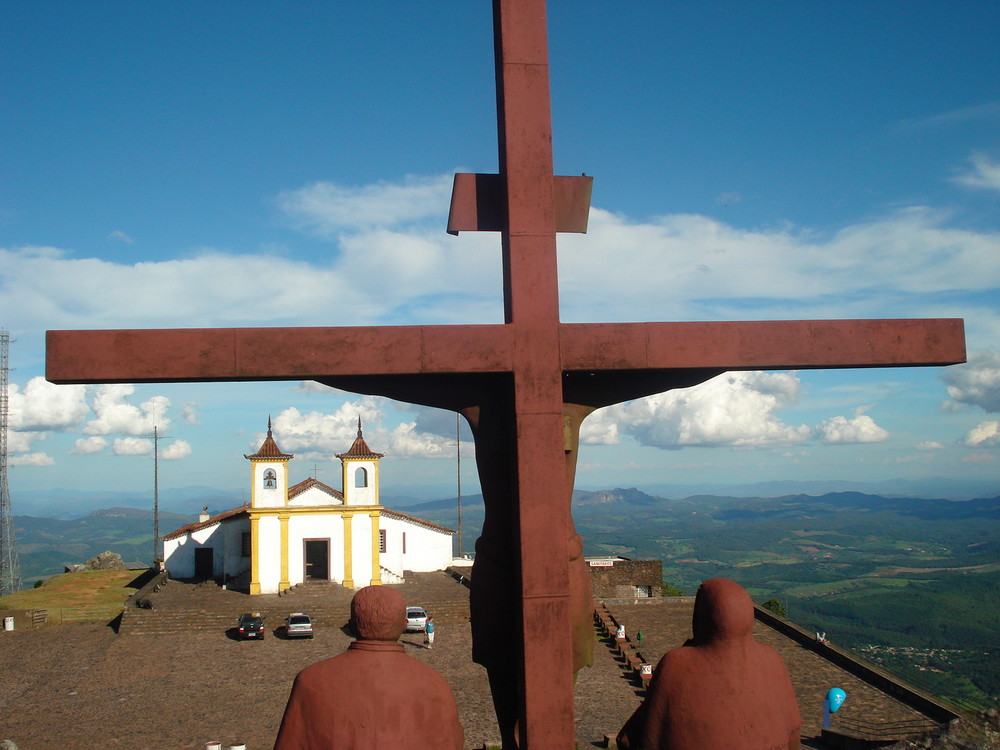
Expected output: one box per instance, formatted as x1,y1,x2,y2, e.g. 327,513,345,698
405,606,428,632
285,612,314,639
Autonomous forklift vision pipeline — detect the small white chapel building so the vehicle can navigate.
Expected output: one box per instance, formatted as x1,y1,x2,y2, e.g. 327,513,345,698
163,419,455,594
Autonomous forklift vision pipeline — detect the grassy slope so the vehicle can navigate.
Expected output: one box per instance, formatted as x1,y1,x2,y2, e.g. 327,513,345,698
0,570,142,623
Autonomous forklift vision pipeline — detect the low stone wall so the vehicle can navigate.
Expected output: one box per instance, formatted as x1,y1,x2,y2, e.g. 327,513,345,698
0,608,48,630
753,605,964,724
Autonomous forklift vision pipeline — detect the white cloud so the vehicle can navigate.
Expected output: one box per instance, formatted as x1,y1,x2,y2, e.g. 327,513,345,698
112,437,153,456
84,385,169,436
944,350,1000,412
179,403,200,425
109,230,134,245
72,436,108,455
385,421,455,458
10,452,54,467
587,371,811,449
964,420,999,447
4,172,998,360
8,377,89,430
8,430,44,453
162,440,192,460
954,153,1000,193
271,397,387,454
815,414,890,445
916,441,945,451
276,174,454,235
558,205,1000,324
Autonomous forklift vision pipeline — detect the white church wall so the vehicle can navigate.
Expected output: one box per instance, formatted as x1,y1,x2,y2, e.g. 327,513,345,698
287,513,344,585
289,487,343,507
163,516,250,580
351,512,376,585
252,462,288,508
343,460,378,506
256,515,283,594
379,517,405,579
382,515,454,572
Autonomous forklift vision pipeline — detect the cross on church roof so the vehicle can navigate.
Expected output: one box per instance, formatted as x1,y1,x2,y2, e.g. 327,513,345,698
45,2,965,746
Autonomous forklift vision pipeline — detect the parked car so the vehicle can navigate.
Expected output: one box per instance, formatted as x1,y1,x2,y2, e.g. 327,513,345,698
285,612,314,639
236,612,265,640
405,606,428,632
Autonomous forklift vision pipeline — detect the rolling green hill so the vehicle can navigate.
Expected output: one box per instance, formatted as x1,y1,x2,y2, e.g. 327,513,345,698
412,488,1000,709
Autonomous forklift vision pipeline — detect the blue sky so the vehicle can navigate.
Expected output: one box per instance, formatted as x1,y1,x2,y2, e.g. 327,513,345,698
3,2,999,508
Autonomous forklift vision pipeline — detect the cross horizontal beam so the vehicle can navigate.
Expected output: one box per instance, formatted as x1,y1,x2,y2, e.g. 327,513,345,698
46,318,965,385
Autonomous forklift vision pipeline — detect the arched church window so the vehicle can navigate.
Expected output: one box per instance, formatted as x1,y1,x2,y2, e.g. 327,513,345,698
355,467,368,488
263,468,277,489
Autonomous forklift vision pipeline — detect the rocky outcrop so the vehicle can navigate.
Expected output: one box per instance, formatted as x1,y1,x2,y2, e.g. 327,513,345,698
67,551,128,572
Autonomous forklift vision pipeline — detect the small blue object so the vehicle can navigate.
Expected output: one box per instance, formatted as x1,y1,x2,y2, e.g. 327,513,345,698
826,688,847,713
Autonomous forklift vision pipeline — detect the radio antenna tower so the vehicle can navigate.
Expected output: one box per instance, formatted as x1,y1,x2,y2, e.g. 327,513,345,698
0,330,23,596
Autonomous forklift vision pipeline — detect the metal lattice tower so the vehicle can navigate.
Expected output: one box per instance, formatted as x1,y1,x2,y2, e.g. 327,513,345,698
0,330,23,596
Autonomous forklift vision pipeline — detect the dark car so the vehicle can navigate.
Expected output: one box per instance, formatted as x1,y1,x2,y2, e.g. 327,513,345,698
236,612,265,639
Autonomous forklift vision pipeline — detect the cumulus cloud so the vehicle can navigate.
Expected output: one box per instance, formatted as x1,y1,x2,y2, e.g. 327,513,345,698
162,440,192,460
586,372,811,449
8,377,89,430
557,205,1000,324
916,441,945,451
271,397,387,454
276,174,454,235
8,430,44,453
179,403,200,425
268,397,460,460
4,171,998,351
112,437,153,456
84,385,169,436
944,350,1000,412
954,153,1000,193
10,452,54,467
72,436,108,455
964,420,1000,447
815,413,890,445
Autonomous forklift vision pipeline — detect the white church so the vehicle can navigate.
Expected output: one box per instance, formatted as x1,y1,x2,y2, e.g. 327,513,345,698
163,419,456,594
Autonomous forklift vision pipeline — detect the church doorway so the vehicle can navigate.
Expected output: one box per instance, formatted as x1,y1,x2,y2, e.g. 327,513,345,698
194,547,214,579
304,540,330,580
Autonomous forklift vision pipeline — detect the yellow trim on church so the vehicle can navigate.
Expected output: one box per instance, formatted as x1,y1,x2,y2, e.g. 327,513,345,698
369,510,381,586
279,512,290,590
249,514,261,595
342,511,354,588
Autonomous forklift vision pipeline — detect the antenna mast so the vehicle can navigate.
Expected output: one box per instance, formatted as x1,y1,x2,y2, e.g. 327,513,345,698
0,330,23,595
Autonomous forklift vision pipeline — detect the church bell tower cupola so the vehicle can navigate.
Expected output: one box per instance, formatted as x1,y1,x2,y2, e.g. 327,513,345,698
245,417,294,508
336,418,384,507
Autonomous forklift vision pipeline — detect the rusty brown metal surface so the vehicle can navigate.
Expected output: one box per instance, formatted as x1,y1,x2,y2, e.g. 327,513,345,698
447,173,593,234
45,2,967,748
48,318,965,385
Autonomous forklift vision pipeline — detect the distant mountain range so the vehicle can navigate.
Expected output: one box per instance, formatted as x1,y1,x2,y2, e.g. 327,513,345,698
10,476,997,520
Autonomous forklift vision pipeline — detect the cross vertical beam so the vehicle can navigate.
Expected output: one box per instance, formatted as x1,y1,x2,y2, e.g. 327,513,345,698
493,1,575,745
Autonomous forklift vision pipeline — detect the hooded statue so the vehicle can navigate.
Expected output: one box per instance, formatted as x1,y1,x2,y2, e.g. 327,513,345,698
273,586,464,750
617,577,801,750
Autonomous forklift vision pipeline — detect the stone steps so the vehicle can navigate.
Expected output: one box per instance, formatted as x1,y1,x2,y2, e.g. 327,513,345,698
120,572,469,635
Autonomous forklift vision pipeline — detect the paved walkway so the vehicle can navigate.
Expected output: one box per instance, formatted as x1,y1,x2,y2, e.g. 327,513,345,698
604,598,937,743
1,575,945,749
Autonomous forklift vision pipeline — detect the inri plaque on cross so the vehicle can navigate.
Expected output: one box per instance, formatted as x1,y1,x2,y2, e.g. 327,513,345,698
48,1,965,747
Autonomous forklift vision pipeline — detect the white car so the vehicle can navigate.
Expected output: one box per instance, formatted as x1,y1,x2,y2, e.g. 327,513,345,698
405,606,428,632
285,612,314,639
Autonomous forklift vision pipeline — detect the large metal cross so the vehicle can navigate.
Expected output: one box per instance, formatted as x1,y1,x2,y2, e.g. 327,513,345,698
47,2,965,747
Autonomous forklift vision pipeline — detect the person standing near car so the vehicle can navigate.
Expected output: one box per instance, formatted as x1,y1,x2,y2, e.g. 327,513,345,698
425,617,435,649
